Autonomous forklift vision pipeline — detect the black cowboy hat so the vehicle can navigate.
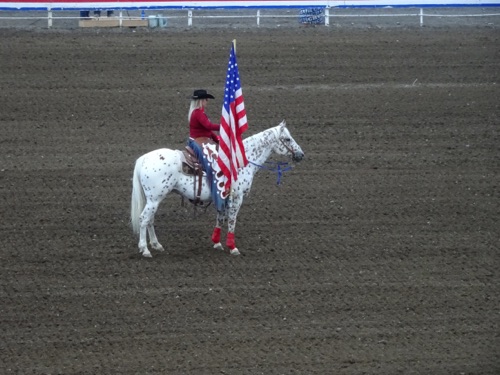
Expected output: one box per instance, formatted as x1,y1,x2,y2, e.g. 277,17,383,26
191,89,215,100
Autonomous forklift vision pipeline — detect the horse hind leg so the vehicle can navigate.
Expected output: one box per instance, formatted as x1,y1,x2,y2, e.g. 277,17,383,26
147,216,165,252
138,223,151,258
139,200,163,257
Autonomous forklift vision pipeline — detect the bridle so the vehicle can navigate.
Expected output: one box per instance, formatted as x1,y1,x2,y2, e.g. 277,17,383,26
279,137,296,155
277,128,296,156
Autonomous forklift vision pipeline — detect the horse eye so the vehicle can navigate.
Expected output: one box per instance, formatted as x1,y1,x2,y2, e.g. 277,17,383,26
284,137,291,142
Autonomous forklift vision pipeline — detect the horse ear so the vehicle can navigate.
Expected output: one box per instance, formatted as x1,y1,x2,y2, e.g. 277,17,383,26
280,120,286,127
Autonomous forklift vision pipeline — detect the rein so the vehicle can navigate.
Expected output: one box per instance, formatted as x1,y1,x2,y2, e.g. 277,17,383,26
249,161,292,185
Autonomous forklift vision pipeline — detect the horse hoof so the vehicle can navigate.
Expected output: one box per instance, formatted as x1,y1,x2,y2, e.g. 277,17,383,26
141,251,152,258
229,248,240,256
152,243,165,252
213,242,224,251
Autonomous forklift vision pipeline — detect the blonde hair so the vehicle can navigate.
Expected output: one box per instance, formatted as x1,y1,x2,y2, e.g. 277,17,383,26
188,99,203,122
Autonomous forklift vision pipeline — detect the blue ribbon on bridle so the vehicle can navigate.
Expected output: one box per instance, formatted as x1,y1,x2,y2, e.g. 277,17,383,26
249,161,292,185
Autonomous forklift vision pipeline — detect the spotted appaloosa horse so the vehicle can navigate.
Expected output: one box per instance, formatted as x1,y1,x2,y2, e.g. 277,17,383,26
130,121,304,257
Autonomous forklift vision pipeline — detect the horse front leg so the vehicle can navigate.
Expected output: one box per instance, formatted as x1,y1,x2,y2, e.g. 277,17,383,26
225,197,243,256
212,211,225,251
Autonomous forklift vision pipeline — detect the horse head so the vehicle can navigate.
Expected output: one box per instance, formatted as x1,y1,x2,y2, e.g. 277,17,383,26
273,120,304,162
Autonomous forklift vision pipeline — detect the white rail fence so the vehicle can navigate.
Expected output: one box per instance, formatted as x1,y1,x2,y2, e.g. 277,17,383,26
0,7,499,28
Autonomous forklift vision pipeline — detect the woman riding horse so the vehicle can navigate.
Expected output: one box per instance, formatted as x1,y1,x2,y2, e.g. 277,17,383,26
187,89,226,212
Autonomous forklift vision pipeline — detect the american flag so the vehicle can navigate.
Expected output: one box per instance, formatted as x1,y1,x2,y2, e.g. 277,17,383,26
218,41,249,197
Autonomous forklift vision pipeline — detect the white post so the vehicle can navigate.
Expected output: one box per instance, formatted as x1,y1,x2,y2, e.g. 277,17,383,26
257,9,260,27
420,8,424,27
325,7,330,27
188,10,192,27
119,10,123,27
48,7,52,28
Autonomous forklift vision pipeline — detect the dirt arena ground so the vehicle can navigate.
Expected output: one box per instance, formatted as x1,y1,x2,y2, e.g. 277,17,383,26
1,25,499,374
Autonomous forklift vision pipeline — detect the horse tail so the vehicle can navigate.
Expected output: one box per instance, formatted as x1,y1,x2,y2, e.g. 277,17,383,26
130,157,146,236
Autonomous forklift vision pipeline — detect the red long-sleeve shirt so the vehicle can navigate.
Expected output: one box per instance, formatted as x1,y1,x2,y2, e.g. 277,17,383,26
189,108,220,139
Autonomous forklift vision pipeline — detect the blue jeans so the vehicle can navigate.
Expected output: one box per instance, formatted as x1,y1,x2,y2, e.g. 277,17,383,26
188,138,227,212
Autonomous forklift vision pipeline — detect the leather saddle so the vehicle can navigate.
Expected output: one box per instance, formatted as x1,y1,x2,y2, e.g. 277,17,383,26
181,137,217,175
180,146,205,205
181,146,203,175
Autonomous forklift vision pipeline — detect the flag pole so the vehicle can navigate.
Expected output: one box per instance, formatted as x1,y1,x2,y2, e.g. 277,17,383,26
229,39,237,204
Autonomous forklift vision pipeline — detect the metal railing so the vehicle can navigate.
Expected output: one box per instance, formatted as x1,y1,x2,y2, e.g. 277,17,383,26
0,7,498,29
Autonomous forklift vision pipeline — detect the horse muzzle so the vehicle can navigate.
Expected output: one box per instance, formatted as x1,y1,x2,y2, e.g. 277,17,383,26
292,151,304,162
